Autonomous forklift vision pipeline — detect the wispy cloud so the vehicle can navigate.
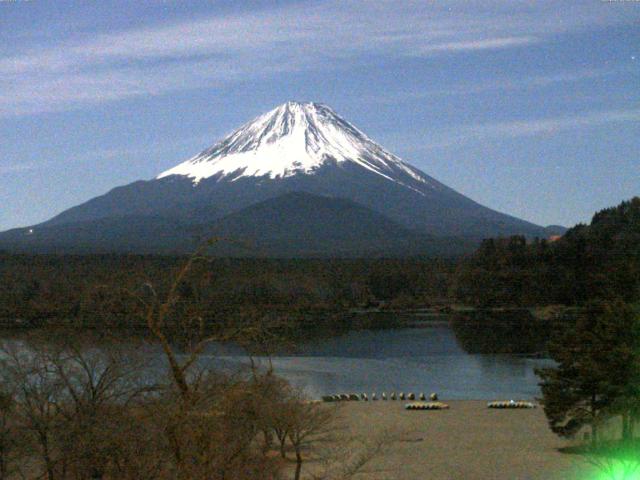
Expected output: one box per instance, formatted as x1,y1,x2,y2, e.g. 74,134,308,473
1,1,635,117
395,108,640,151
415,36,538,54
464,109,640,138
0,162,45,174
369,66,633,104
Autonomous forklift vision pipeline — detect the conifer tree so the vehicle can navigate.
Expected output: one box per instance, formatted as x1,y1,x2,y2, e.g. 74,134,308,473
536,301,640,444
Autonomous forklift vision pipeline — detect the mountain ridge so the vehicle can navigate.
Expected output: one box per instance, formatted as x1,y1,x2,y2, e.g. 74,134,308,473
0,192,477,257
0,101,555,256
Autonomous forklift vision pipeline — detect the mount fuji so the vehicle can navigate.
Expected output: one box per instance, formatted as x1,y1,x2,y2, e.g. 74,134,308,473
0,102,557,256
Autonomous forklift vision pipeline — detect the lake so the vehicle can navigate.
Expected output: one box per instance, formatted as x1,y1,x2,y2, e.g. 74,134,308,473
179,323,553,400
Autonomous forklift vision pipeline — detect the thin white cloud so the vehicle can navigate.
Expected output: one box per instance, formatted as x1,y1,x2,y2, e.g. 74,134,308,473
0,57,294,117
416,36,538,53
0,0,637,117
462,109,640,138
367,66,631,104
412,109,640,149
0,162,45,174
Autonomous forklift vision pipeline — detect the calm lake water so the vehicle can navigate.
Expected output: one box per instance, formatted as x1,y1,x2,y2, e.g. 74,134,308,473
2,322,553,400
182,323,553,400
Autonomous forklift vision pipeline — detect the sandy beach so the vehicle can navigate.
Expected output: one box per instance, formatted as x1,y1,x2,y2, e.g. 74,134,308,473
324,400,594,480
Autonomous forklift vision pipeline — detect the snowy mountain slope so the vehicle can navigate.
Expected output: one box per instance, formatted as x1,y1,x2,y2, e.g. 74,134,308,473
157,101,433,196
0,101,551,255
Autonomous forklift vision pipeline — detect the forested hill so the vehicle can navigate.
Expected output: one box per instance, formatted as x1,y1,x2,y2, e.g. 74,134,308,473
452,197,640,307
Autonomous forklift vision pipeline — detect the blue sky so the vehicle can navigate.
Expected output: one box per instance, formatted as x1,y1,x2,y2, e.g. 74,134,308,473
1,0,638,231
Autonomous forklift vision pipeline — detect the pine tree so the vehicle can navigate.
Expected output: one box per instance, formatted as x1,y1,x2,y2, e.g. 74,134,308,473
536,301,640,444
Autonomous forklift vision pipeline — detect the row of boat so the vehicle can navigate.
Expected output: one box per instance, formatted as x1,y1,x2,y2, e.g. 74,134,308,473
321,394,536,410
322,392,438,402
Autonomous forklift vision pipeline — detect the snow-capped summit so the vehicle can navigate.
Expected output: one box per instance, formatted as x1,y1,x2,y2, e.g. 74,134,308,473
157,101,430,190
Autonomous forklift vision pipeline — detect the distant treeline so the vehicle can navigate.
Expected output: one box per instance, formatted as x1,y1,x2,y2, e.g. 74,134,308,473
0,255,455,334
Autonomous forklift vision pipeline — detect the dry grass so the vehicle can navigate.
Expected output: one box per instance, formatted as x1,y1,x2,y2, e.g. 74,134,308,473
320,400,597,480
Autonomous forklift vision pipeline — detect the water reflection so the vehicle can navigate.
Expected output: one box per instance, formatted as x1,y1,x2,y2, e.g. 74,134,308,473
2,324,553,400
194,325,553,400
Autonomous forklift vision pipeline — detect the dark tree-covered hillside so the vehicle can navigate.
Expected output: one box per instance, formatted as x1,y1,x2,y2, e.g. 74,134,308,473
452,197,640,307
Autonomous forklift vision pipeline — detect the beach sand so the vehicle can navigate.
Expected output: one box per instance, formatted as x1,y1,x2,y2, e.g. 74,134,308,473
322,400,595,480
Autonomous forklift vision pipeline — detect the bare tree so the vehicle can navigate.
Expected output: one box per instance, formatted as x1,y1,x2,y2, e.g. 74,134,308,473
285,400,336,480
1,340,64,480
134,246,287,480
135,248,386,480
46,335,153,480
1,333,160,480
0,384,20,480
